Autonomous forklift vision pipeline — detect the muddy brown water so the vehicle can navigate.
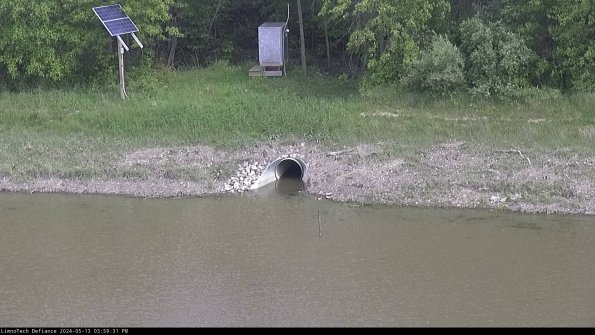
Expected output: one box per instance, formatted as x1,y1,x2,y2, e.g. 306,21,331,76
0,189,594,327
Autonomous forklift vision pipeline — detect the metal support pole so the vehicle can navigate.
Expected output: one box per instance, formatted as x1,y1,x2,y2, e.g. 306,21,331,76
117,38,127,99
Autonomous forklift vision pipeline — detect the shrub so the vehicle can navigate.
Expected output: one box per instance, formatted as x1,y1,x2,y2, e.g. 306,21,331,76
401,34,465,96
459,17,535,100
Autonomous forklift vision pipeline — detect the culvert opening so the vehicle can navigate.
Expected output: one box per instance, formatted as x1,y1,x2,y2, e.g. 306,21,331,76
275,158,303,179
250,156,309,191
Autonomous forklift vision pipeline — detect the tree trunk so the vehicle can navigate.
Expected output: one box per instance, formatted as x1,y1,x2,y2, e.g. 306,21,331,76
167,34,178,69
324,20,330,71
167,6,178,69
210,0,223,33
297,0,307,75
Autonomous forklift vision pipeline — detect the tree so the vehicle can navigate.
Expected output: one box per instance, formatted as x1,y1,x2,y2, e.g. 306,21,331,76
167,0,232,67
0,0,104,87
490,0,562,89
297,0,307,75
0,0,175,88
401,34,465,96
482,0,594,91
550,0,595,91
459,17,535,98
320,0,450,84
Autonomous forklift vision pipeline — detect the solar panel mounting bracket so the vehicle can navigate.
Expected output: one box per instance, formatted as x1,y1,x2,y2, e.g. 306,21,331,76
116,35,129,52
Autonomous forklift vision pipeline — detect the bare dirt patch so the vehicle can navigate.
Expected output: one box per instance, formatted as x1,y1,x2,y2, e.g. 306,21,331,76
1,141,594,215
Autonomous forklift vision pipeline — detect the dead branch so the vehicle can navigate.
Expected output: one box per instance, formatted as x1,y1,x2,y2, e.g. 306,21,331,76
496,149,532,165
326,148,355,157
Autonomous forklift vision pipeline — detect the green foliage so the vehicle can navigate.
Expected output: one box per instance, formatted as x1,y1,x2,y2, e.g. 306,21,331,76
0,0,175,89
401,34,465,96
459,17,535,99
124,0,175,41
0,0,103,87
171,0,231,66
0,0,592,94
487,0,594,91
320,0,450,85
126,66,174,96
550,1,595,91
498,0,557,86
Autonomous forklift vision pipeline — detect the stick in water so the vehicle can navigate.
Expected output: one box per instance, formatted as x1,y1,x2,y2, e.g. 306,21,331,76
317,200,322,237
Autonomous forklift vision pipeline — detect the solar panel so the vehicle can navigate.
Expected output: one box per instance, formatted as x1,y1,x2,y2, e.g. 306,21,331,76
93,5,127,22
104,17,138,36
93,4,139,36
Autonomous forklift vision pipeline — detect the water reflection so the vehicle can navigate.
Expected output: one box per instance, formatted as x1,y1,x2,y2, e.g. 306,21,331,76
251,176,305,197
274,177,305,195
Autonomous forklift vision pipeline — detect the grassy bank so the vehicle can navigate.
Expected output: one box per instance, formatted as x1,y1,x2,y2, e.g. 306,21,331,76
1,61,594,182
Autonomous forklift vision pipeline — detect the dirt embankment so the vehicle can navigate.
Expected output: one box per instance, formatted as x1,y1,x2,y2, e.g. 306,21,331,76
1,141,594,215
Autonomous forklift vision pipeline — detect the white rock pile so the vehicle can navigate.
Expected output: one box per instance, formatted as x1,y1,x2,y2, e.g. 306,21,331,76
224,160,267,193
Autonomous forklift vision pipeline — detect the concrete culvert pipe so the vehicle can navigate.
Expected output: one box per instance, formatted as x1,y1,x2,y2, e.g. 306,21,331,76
250,156,309,190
